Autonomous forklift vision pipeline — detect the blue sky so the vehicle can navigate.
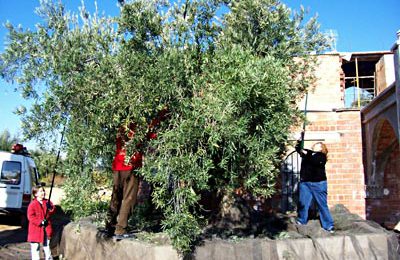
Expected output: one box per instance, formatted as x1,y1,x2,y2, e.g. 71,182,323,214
0,0,399,150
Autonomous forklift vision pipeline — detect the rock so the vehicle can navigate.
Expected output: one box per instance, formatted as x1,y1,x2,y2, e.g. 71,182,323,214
330,204,363,231
294,220,332,238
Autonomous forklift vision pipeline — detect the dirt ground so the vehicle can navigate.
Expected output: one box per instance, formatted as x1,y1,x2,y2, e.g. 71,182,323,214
0,188,69,260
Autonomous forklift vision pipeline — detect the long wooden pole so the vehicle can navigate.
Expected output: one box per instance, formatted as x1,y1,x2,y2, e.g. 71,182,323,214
355,57,360,108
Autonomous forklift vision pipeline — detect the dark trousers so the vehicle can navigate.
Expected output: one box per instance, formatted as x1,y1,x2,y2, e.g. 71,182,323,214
107,170,139,235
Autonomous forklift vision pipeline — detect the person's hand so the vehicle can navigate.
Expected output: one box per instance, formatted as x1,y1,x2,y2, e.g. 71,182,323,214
40,219,48,227
295,140,302,152
46,201,53,210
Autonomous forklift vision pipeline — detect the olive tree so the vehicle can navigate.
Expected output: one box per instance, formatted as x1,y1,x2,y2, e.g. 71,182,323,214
0,129,19,151
0,0,328,252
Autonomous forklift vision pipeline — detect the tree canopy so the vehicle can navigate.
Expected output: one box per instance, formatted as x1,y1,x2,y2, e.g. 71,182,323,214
0,129,19,151
0,0,329,252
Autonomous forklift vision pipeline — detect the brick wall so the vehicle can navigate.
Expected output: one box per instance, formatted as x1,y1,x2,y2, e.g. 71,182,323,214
304,110,366,218
276,54,367,218
276,53,399,223
375,54,395,95
366,121,400,226
298,54,344,111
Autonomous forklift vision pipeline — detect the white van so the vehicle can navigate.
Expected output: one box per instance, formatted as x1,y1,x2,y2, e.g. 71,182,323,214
0,149,40,219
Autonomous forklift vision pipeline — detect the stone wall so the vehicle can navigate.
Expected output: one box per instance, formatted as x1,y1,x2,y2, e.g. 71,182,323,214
60,214,400,260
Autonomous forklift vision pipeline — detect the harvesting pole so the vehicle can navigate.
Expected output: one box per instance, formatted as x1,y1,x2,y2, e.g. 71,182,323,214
45,123,66,217
300,93,308,149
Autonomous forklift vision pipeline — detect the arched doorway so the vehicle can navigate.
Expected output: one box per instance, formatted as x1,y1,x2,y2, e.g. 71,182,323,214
366,119,400,226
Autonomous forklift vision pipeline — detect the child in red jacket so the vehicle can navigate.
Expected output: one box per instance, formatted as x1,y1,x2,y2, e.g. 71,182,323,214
27,185,56,260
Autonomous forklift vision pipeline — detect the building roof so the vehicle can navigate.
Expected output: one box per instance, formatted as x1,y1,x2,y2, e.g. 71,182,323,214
340,51,393,63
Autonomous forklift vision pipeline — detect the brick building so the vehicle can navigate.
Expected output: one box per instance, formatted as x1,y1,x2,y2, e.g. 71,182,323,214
281,32,400,225
360,31,400,227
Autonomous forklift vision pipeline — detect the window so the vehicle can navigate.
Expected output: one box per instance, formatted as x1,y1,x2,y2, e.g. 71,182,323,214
344,86,374,108
341,52,393,109
1,161,22,185
342,56,377,108
29,165,40,185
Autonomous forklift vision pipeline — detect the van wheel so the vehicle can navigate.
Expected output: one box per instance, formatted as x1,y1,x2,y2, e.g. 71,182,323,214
20,214,28,229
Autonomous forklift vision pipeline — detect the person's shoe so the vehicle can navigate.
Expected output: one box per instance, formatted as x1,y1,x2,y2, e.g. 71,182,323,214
325,227,335,234
295,219,305,225
113,233,135,241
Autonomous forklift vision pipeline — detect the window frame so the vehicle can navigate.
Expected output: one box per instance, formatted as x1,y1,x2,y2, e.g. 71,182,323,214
1,161,22,185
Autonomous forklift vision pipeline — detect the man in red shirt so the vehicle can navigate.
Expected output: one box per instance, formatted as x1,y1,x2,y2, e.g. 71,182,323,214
106,124,141,238
106,108,168,238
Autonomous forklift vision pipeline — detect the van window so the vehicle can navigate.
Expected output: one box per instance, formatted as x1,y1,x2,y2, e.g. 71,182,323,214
1,161,22,185
29,165,40,186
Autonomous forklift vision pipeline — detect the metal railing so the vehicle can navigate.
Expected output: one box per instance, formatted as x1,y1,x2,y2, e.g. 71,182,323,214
280,150,301,212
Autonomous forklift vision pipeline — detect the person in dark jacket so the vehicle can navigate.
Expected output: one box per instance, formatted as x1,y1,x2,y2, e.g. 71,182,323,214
27,185,56,260
295,141,334,232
